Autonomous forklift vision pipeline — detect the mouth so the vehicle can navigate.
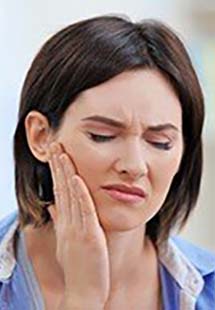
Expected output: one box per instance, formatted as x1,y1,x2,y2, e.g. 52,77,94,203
102,186,146,204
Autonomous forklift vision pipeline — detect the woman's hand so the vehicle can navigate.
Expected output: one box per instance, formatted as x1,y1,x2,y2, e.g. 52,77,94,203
47,142,110,308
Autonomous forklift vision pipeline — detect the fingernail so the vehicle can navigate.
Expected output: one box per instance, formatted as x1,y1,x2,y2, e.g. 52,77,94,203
50,142,56,154
59,153,66,162
55,143,62,156
50,142,59,155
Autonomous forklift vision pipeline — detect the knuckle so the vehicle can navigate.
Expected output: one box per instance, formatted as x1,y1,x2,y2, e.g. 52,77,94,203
84,233,97,246
81,207,94,217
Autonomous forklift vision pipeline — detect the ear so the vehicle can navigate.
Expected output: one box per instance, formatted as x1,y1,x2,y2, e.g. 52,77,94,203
25,111,53,163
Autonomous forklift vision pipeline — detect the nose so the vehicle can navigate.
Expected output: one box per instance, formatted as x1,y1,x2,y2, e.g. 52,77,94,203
114,139,148,180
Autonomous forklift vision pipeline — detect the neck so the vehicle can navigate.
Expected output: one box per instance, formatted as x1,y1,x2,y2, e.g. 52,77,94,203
23,221,158,293
104,223,148,285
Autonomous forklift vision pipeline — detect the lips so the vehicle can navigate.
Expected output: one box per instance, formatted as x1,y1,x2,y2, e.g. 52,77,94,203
102,184,146,197
102,185,146,204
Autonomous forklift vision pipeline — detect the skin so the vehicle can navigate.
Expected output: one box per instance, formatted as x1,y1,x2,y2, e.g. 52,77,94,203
24,69,183,309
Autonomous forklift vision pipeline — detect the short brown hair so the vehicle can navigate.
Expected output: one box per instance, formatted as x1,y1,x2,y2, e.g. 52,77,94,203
13,15,204,246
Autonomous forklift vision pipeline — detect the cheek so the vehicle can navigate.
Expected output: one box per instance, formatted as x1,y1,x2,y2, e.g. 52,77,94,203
63,139,111,190
151,150,182,199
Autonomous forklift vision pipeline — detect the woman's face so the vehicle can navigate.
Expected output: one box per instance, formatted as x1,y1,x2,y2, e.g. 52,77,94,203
53,69,183,231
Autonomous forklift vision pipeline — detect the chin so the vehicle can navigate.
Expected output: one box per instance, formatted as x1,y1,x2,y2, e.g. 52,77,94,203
96,203,146,232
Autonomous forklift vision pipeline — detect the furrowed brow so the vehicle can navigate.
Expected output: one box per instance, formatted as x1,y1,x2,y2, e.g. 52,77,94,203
81,115,126,129
147,124,179,132
81,116,179,132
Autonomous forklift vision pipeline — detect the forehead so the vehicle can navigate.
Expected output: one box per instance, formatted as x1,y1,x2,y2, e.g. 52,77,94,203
68,69,182,127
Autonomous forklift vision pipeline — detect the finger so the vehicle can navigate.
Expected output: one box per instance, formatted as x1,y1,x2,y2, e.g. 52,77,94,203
61,154,84,231
48,143,70,224
72,175,101,235
48,150,61,216
59,153,79,225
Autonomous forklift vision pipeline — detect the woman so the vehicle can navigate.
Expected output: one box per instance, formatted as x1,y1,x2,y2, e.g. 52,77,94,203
0,15,214,309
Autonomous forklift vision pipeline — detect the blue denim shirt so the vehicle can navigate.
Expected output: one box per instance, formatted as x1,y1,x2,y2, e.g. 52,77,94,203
0,211,214,310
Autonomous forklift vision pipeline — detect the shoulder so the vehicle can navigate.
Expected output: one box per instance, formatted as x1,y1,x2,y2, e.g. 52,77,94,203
170,236,215,307
158,235,215,307
0,210,19,243
171,235,215,276
0,210,19,282
158,236,215,309
0,211,31,309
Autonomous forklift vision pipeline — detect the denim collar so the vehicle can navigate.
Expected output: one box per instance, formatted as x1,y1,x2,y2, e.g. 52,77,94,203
0,216,18,280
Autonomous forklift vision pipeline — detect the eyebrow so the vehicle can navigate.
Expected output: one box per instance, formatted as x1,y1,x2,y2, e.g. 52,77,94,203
81,115,179,132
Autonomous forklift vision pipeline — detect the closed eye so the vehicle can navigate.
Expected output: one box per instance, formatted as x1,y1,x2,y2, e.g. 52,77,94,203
87,133,172,150
87,133,116,143
150,141,172,150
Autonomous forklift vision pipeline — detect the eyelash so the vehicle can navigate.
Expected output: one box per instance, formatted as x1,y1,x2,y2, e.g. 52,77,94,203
87,133,172,150
88,133,116,142
152,142,172,150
